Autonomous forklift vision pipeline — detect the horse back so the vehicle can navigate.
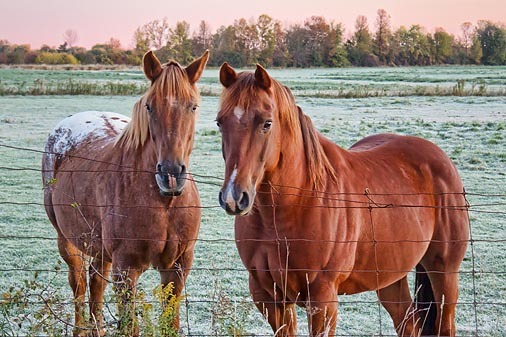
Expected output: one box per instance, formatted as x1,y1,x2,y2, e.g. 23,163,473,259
347,133,464,192
344,134,467,228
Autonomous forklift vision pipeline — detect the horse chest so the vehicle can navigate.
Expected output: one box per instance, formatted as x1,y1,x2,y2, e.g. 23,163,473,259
237,231,333,299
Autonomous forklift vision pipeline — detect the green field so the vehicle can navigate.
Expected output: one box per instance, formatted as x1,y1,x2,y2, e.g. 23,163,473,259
0,66,505,336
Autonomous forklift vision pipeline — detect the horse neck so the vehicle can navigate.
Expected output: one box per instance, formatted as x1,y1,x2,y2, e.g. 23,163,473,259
261,126,313,199
259,120,346,210
277,139,308,185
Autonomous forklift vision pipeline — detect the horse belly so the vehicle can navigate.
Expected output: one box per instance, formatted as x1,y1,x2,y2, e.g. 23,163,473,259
339,207,434,294
49,165,110,259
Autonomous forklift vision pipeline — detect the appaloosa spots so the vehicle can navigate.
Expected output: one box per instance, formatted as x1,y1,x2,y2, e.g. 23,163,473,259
43,111,131,183
47,111,131,156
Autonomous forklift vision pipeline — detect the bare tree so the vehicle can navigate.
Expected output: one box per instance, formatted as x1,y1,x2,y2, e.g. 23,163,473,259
107,37,121,50
460,22,473,55
63,29,78,48
192,20,212,55
142,18,171,50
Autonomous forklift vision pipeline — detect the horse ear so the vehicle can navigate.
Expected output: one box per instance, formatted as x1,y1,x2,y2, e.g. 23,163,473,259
254,64,271,90
143,51,163,82
220,62,238,88
186,50,209,84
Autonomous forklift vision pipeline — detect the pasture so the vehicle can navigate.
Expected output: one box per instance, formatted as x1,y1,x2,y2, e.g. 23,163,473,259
0,65,505,336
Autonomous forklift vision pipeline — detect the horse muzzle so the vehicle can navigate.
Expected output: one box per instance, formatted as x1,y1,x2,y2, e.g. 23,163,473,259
219,185,255,216
155,161,187,197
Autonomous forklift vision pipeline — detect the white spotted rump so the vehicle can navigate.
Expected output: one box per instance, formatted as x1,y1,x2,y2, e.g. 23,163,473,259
43,111,130,184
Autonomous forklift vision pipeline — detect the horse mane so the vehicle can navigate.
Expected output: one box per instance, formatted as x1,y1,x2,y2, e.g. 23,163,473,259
269,79,337,188
219,73,336,189
115,61,199,150
296,105,338,189
115,96,149,150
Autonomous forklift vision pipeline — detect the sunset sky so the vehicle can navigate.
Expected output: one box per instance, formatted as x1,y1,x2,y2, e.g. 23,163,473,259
1,0,505,49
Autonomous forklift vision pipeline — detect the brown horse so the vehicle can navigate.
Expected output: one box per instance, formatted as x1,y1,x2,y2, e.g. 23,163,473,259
216,63,469,337
42,50,208,336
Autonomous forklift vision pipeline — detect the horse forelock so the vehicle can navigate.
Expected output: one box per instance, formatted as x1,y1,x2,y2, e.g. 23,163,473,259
151,62,198,105
115,63,199,151
218,73,255,120
219,72,336,189
218,73,298,135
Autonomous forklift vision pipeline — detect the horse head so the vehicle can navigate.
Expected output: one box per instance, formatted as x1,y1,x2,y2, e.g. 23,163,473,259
142,50,208,196
217,63,291,215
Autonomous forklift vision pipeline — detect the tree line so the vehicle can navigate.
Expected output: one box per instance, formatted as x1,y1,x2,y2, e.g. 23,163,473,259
1,10,505,67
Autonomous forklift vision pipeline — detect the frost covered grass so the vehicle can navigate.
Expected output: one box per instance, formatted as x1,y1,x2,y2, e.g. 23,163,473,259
1,65,506,97
0,67,505,336
0,77,148,96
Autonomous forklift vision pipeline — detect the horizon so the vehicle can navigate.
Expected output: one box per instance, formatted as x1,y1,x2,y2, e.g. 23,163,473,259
1,0,505,49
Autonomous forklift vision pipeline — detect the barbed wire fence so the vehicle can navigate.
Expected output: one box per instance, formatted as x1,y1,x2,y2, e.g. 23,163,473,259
0,143,505,337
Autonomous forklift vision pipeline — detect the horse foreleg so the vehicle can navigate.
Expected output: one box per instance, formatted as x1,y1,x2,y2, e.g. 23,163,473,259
249,277,297,337
377,276,419,336
255,299,297,337
89,258,111,336
158,250,194,334
112,262,143,337
305,287,338,337
57,236,88,337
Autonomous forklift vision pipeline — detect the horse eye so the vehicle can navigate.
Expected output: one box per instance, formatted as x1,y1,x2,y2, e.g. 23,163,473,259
192,105,198,112
145,102,152,113
263,120,272,130
216,121,222,129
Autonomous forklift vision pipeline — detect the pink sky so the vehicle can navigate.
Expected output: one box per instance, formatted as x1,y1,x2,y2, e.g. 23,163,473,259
1,0,505,49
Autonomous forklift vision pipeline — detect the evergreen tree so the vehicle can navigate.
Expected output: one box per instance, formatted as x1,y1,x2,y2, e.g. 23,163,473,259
373,9,392,65
347,15,377,66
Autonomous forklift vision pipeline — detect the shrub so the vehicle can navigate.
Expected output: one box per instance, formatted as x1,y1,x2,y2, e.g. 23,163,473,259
34,52,79,65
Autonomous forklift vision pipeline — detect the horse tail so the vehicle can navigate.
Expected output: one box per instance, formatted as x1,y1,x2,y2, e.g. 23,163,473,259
415,264,436,335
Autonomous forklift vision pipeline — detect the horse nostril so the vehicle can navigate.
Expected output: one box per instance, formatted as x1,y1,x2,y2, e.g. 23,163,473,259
156,163,162,174
180,164,187,175
218,191,225,206
238,191,250,210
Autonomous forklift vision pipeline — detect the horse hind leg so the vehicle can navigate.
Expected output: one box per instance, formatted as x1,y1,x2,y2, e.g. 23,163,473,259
89,257,111,336
418,261,461,337
377,276,421,336
57,235,88,337
418,203,468,337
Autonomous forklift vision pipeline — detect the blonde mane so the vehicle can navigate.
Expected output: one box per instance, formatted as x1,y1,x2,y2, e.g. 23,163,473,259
219,73,336,189
115,61,200,150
